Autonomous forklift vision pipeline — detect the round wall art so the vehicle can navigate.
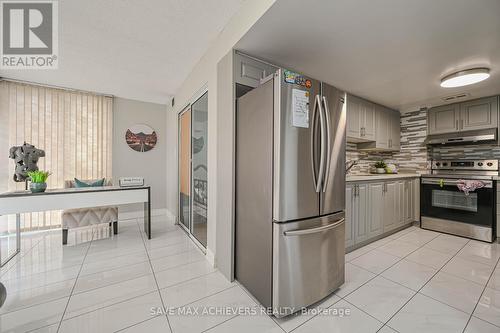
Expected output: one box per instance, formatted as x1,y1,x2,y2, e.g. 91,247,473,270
125,124,157,152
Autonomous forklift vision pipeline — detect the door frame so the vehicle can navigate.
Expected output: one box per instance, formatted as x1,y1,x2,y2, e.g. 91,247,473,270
178,105,192,234
177,86,209,251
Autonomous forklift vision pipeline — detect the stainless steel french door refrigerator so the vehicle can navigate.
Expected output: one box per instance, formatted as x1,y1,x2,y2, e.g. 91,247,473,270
236,69,346,317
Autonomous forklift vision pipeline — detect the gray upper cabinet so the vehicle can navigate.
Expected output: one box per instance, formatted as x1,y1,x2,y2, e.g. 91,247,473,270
362,102,376,141
347,96,362,139
347,95,376,142
428,103,460,135
428,96,499,135
389,111,401,150
375,105,390,149
233,52,277,88
358,105,400,151
460,96,498,131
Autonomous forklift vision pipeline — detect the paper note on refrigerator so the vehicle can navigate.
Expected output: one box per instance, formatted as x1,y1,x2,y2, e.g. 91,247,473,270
292,89,309,128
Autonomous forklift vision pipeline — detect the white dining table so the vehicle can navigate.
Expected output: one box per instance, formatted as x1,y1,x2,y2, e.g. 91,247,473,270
0,185,151,266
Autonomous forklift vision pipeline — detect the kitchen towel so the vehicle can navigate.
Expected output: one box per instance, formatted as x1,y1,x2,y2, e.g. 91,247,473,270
456,179,485,195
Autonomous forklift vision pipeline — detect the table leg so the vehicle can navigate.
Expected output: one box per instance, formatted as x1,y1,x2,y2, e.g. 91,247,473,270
0,214,21,268
144,188,151,239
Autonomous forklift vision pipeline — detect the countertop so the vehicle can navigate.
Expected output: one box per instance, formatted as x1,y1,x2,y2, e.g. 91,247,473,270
346,173,421,182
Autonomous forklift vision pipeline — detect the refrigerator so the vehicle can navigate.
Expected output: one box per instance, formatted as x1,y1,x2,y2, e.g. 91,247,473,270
235,68,346,317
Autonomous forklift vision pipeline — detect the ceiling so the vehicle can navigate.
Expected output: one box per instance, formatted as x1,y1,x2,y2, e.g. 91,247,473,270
236,0,500,111
0,0,244,104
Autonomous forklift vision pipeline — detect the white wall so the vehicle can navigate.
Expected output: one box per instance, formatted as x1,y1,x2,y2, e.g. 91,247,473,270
166,0,277,271
113,97,167,213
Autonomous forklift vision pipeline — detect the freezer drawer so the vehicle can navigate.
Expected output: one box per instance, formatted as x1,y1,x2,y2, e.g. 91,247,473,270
272,212,345,316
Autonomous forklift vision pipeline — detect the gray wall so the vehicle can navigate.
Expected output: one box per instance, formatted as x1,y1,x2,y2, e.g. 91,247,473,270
113,97,167,212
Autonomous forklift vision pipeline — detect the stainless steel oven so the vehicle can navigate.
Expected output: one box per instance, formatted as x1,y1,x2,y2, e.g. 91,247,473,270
420,160,497,242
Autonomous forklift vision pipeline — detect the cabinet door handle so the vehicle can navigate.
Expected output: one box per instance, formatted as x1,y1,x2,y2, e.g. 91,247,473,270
456,120,459,130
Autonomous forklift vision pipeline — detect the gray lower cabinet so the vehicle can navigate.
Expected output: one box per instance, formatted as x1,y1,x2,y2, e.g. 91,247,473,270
383,180,413,233
427,95,499,135
367,182,384,238
383,181,399,232
412,178,420,221
354,183,369,243
346,183,369,247
346,177,418,250
403,180,413,223
345,185,355,248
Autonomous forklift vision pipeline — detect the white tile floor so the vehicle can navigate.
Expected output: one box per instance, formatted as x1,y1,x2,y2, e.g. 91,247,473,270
1,217,500,333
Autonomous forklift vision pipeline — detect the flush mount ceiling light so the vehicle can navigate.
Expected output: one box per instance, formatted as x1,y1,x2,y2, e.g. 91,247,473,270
440,68,490,88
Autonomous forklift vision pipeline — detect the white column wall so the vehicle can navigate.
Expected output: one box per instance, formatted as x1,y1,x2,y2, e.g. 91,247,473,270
165,0,277,276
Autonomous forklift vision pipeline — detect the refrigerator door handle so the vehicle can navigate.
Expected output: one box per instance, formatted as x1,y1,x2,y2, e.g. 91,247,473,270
283,218,345,236
310,95,320,192
316,95,326,193
322,96,332,192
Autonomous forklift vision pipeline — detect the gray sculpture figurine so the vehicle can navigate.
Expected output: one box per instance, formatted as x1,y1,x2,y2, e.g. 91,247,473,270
9,142,45,182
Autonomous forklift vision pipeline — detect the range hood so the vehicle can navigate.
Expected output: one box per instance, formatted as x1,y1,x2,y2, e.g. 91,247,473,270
425,128,497,145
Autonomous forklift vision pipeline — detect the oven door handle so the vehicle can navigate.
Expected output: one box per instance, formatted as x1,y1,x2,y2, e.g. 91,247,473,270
421,178,493,188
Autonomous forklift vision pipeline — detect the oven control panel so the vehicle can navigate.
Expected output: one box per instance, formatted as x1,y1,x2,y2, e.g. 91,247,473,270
432,159,498,171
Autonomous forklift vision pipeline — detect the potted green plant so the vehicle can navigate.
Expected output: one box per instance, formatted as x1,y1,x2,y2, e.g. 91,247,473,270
374,160,387,174
27,170,51,193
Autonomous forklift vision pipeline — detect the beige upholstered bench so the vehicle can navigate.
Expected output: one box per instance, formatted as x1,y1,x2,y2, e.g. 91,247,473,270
61,179,118,245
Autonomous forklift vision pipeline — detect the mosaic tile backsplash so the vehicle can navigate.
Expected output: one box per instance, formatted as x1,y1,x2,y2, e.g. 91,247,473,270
347,107,500,175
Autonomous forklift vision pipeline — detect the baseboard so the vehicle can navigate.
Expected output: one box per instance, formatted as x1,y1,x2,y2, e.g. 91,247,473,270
119,208,168,221
165,209,176,222
206,248,215,267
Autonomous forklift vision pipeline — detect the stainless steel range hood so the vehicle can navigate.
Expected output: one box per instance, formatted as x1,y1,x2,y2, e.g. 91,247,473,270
425,128,497,145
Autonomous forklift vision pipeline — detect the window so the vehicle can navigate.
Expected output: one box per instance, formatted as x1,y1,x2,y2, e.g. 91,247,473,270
0,80,113,230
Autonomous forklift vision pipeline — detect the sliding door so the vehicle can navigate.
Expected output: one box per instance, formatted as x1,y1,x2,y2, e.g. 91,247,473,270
178,92,208,248
191,93,208,247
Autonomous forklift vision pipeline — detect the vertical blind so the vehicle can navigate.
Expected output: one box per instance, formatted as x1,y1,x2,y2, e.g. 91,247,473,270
0,80,113,230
